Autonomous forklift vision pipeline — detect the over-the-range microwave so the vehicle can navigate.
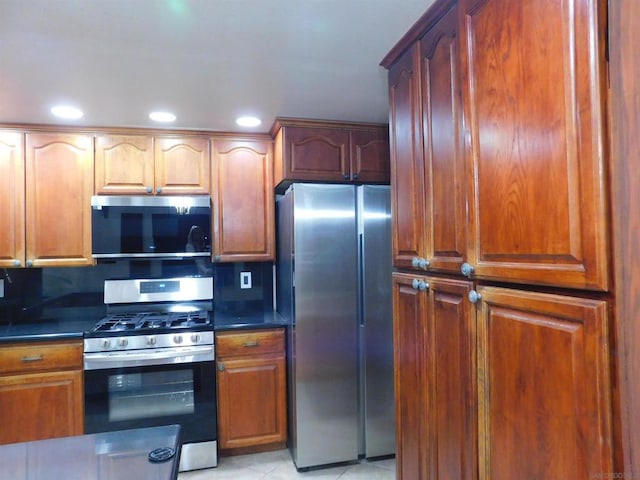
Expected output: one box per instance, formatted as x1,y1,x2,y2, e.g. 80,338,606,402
91,195,211,259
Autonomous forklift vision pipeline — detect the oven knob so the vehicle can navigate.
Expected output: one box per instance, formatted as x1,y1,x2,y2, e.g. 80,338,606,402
173,335,183,344
190,334,201,343
118,338,129,348
101,339,111,350
147,336,157,346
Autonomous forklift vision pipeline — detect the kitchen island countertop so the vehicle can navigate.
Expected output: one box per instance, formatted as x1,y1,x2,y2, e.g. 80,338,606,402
0,424,183,480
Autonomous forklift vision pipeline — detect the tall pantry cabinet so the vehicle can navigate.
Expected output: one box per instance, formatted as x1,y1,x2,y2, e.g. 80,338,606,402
382,0,614,478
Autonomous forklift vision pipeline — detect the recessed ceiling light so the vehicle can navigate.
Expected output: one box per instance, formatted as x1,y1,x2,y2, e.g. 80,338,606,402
236,116,262,127
149,111,176,122
51,105,83,120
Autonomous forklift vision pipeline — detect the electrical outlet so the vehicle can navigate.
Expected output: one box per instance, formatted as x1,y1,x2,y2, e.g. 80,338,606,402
240,271,252,289
0,279,4,298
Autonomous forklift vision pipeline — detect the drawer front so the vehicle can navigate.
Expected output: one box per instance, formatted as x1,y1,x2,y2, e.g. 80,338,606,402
216,329,285,358
0,341,83,375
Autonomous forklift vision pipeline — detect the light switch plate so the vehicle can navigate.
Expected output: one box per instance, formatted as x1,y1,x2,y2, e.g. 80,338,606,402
240,271,252,289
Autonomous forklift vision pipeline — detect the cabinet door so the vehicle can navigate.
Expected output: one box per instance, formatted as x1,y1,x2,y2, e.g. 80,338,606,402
0,131,24,268
212,139,274,262
0,370,84,445
392,273,428,479
476,286,612,479
427,276,476,480
95,134,154,194
25,133,93,267
388,44,427,270
459,0,609,290
349,128,390,183
282,126,350,182
216,354,287,450
420,5,466,274
154,136,211,195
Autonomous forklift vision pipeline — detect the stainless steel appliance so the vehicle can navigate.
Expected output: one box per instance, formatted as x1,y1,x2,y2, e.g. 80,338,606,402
276,183,394,469
91,195,211,259
83,276,217,472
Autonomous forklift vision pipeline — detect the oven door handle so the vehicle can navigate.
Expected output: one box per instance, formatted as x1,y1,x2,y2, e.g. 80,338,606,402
84,345,215,370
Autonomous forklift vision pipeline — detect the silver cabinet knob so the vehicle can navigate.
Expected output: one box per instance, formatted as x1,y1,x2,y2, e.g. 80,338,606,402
412,256,430,270
461,262,475,277
217,363,225,372
146,186,153,194
13,259,20,267
26,260,33,268
411,278,429,291
156,187,162,194
468,290,482,304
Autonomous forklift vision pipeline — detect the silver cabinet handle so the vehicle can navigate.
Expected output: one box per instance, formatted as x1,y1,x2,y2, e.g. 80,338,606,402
22,354,44,363
461,262,475,277
243,341,260,348
468,290,482,304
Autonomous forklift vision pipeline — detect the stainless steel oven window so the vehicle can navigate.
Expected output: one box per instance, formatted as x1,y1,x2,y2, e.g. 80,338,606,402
107,369,196,422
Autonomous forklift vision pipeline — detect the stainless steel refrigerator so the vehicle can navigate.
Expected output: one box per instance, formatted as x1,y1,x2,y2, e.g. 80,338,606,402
276,183,394,470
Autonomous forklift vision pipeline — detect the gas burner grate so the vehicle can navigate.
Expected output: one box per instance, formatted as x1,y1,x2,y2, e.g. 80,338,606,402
91,309,211,334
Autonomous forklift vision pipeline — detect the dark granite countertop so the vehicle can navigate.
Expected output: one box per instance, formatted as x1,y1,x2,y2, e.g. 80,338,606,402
0,307,289,343
0,305,106,344
213,310,290,331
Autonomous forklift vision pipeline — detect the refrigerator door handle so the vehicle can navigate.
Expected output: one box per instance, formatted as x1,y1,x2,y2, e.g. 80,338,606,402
358,232,365,327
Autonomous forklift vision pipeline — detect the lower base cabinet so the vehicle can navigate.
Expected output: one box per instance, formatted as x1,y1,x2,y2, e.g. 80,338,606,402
0,340,84,445
215,328,287,453
393,274,613,479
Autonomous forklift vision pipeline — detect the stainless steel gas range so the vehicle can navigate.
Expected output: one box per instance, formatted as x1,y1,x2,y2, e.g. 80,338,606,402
83,276,217,472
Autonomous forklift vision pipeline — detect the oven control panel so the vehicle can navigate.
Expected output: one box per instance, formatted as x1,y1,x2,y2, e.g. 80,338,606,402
84,331,214,353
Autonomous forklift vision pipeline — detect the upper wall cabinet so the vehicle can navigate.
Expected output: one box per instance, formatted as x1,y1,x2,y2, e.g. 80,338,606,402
95,134,211,195
0,131,25,268
25,132,94,267
211,137,275,262
459,0,609,290
388,45,427,272
272,118,389,192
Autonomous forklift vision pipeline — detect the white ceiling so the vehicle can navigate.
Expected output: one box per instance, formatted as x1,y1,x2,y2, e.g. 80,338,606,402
0,0,434,133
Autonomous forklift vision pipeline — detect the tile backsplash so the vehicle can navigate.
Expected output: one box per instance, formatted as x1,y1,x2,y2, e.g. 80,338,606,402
0,259,274,323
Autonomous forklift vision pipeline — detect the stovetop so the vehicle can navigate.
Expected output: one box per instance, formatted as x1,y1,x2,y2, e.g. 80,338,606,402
87,309,212,337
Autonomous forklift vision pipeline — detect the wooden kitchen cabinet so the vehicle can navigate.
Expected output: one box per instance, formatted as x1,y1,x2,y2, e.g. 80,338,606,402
272,118,389,192
0,340,84,445
215,328,286,453
25,132,94,267
388,4,466,275
0,131,25,268
393,273,475,480
94,134,210,195
475,286,612,479
459,0,609,291
211,137,275,262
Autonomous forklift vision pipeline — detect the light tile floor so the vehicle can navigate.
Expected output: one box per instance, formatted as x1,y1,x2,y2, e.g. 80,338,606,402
178,449,396,480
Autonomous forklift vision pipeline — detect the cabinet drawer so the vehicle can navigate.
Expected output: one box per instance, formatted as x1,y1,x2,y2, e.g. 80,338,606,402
216,329,285,358
0,341,83,375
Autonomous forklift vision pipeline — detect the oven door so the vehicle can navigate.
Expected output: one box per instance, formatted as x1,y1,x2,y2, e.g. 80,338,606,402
84,357,216,445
